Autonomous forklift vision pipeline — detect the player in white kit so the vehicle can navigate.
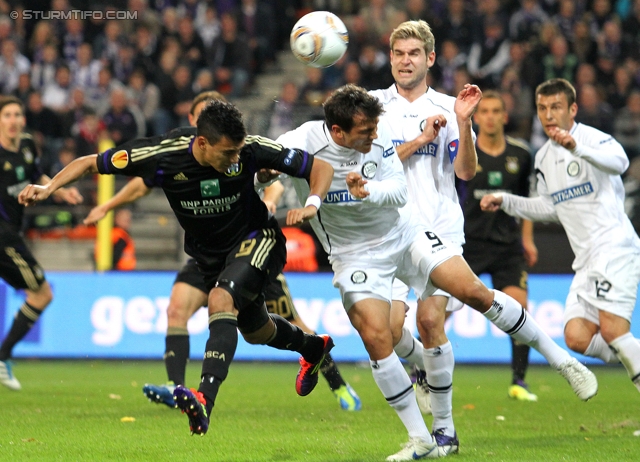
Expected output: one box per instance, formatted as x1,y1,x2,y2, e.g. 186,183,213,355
482,78,640,395
278,84,598,461
369,20,478,453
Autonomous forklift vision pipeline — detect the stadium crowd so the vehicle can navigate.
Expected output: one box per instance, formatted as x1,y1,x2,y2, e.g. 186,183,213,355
3,0,640,226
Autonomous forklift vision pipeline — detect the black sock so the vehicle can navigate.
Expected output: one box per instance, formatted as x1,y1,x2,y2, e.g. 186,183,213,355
0,302,43,361
164,330,190,385
320,353,346,391
510,337,530,383
266,314,324,363
198,314,238,413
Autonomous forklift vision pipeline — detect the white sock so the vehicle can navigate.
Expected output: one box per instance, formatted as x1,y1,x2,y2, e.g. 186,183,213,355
484,290,570,368
371,352,432,442
423,341,455,437
394,326,425,370
584,333,620,364
609,333,640,392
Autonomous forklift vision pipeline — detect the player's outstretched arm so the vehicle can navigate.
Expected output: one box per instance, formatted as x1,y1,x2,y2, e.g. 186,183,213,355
19,155,98,206
479,192,504,212
394,115,447,161
454,84,481,181
37,174,83,205
285,157,333,226
262,180,284,214
84,177,151,225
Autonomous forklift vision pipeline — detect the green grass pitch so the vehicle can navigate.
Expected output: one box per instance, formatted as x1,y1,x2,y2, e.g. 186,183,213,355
1,361,639,461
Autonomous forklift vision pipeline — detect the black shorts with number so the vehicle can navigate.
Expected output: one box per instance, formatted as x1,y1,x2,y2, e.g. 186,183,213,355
189,227,287,333
0,226,46,291
462,238,527,291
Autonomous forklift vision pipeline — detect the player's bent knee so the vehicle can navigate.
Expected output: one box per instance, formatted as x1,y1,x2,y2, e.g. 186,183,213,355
564,331,588,354
217,263,266,311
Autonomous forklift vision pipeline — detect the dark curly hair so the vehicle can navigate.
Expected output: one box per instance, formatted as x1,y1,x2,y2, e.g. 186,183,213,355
323,84,384,132
196,99,246,145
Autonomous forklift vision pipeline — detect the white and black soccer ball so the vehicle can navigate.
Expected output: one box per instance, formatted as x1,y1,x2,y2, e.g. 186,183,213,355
290,11,349,68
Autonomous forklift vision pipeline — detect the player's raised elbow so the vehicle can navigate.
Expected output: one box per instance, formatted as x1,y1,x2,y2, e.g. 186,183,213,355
455,167,477,181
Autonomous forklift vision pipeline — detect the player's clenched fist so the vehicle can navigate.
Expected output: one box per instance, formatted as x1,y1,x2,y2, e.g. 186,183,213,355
19,184,52,206
346,172,369,199
479,193,504,212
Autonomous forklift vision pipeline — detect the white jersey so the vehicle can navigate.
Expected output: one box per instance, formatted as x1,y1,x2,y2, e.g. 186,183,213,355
501,122,640,271
370,85,471,245
276,120,411,257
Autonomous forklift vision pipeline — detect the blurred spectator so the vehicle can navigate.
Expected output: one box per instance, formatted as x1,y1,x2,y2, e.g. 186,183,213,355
358,0,401,47
176,0,208,20
151,48,179,135
553,0,579,41
71,42,101,89
597,20,630,66
209,12,252,98
12,73,34,106
61,87,92,138
123,0,162,37
571,20,598,65
132,24,159,81
608,65,636,110
61,18,85,64
27,20,57,63
86,66,123,115
0,39,30,94
73,109,107,157
299,66,329,106
467,16,511,89
94,20,122,64
42,64,73,113
113,42,137,83
102,88,140,144
49,144,77,177
575,83,615,134
172,64,196,126
25,91,62,141
404,0,439,26
541,34,578,82
509,0,549,43
358,44,393,90
614,90,640,160
452,65,472,96
177,16,207,70
196,5,221,50
438,0,475,54
193,68,215,93
160,7,180,44
267,81,301,139
95,208,137,271
239,0,276,75
574,62,598,89
499,67,533,141
433,39,467,95
30,43,60,91
342,61,363,86
622,0,640,50
588,0,616,37
126,69,160,136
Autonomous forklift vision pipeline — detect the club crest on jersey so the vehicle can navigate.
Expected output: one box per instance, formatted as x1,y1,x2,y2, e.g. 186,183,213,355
111,150,129,169
3,161,11,171
22,147,34,164
351,271,367,284
505,156,519,174
567,161,580,177
200,179,220,197
362,161,377,179
225,163,242,177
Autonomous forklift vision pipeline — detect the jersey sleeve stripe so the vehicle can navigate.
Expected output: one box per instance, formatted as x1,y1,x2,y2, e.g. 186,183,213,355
245,135,283,151
130,137,192,156
131,142,191,162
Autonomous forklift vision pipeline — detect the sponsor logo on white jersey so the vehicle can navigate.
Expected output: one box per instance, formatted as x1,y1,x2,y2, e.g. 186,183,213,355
324,190,361,203
551,182,594,204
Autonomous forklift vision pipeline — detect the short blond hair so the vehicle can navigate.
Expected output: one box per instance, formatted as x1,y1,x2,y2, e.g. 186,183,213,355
389,20,435,55
190,90,227,115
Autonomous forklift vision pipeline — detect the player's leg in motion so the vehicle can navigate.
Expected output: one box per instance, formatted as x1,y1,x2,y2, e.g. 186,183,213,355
265,273,361,411
390,286,431,416
0,243,52,391
429,255,598,401
567,313,640,393
175,231,332,436
501,284,537,402
142,267,208,407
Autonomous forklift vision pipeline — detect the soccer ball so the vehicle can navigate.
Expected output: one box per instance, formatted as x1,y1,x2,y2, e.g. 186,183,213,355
290,11,349,68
